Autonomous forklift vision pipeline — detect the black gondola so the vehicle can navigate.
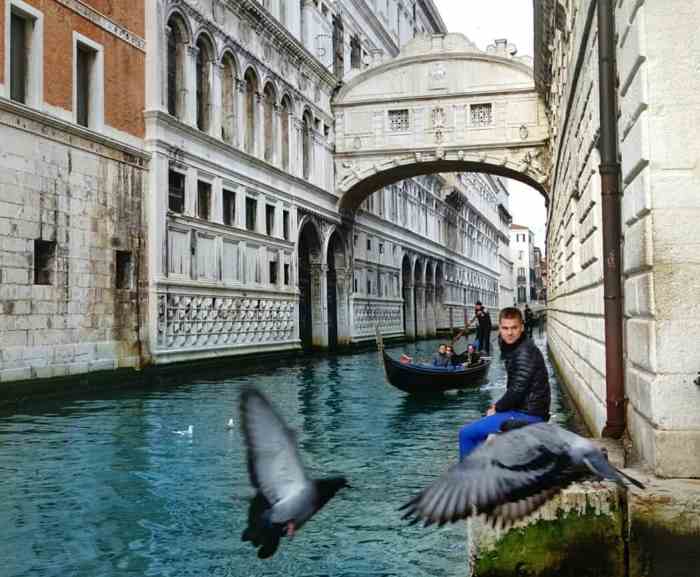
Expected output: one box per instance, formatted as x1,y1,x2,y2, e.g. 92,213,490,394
381,350,490,394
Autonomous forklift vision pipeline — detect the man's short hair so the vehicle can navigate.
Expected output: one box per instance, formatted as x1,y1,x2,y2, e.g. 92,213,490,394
475,301,482,306
499,307,524,324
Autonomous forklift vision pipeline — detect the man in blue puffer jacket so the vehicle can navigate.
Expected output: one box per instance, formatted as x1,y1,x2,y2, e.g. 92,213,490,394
458,307,550,459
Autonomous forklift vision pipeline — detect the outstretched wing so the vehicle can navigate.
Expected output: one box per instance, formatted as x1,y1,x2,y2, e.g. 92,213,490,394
240,388,308,505
400,424,578,526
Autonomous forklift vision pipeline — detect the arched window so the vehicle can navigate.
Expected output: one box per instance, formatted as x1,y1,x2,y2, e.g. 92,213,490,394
166,14,188,119
244,68,258,154
195,35,214,132
263,82,276,163
221,53,236,144
302,109,313,180
280,95,291,171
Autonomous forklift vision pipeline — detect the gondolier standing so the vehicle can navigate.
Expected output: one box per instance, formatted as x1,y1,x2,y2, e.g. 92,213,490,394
469,301,492,356
457,307,550,460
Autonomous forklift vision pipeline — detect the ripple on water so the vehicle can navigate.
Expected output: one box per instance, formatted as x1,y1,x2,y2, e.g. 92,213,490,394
0,336,572,577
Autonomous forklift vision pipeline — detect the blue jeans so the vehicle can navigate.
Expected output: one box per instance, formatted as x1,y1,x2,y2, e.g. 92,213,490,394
458,411,544,460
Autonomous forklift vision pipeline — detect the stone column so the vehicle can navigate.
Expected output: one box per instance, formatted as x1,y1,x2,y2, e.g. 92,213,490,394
235,185,246,229
235,79,246,149
414,283,426,338
274,201,283,239
255,92,265,158
184,45,198,127
212,177,223,224
403,283,416,340
210,62,223,140
318,263,329,348
274,105,283,168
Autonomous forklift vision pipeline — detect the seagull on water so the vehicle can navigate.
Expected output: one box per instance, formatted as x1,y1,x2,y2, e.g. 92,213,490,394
226,418,235,429
174,425,193,436
240,387,349,559
400,422,644,529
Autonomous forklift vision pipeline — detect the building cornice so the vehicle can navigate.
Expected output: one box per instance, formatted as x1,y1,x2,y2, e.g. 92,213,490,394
0,98,149,165
348,0,399,56
417,0,447,34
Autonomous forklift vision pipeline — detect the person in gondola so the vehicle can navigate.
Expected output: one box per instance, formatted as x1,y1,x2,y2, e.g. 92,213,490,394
457,307,550,460
469,302,492,356
464,344,481,367
431,344,451,368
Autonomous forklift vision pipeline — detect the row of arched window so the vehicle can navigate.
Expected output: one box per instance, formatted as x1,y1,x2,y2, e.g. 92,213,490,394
165,11,316,180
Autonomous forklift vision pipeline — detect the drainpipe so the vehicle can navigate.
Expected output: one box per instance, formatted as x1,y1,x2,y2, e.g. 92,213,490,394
597,0,625,438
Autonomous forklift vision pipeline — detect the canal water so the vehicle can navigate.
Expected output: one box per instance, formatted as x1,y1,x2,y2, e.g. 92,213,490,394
1,335,573,577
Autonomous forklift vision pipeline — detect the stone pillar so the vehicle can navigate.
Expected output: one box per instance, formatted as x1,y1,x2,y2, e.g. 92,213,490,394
414,283,426,338
274,201,283,239
235,79,246,149
210,62,223,140
255,92,265,158
184,45,198,127
256,194,266,236
211,177,223,224
234,185,246,229
318,263,329,348
404,284,416,340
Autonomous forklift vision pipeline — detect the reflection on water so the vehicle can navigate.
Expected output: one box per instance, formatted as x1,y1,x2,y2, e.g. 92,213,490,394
0,336,572,577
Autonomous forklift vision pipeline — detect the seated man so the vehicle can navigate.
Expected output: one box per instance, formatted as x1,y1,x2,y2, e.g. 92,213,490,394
464,344,481,367
458,307,550,460
431,344,451,368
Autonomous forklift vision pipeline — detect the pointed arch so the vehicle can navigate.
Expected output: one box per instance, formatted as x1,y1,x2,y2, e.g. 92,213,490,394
165,11,190,120
195,32,215,132
263,81,277,163
220,50,238,144
302,108,314,180
280,94,293,171
244,67,259,155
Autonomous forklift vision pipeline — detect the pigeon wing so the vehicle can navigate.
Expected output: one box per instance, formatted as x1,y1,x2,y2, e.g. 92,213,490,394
240,388,308,505
400,425,574,526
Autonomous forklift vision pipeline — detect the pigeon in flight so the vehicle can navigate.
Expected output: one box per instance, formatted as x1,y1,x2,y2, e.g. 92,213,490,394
239,387,349,559
400,422,644,529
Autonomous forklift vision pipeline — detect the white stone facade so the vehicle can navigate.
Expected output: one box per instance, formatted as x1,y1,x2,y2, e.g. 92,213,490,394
510,225,535,305
535,0,700,477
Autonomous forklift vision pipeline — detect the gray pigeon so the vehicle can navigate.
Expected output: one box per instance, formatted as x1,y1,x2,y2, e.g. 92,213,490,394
240,387,349,559
400,422,644,528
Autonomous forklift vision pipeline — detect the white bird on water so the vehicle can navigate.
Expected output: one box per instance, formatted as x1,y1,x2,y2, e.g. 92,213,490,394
226,418,235,429
174,425,193,436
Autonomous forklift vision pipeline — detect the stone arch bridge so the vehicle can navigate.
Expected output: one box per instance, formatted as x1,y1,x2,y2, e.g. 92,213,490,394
333,34,550,212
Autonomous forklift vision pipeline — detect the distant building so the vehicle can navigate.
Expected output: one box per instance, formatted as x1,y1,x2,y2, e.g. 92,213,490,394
495,182,515,309
510,224,536,305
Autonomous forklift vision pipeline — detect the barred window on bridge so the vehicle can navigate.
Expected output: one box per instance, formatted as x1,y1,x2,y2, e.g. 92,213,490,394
389,109,410,132
470,103,493,127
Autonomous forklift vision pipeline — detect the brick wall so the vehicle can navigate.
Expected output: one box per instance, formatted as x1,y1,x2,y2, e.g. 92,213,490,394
0,0,145,137
0,104,148,382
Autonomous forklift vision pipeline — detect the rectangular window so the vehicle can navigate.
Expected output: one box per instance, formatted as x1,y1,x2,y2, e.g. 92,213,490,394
223,189,235,226
379,243,384,255
366,278,372,295
269,260,278,285
350,35,362,69
366,238,372,251
470,103,493,127
115,250,133,289
284,263,290,285
388,109,409,132
282,210,290,240
246,197,257,231
168,170,185,213
10,12,28,103
76,42,96,127
353,276,358,293
353,234,358,247
34,239,56,285
197,181,211,220
266,204,275,236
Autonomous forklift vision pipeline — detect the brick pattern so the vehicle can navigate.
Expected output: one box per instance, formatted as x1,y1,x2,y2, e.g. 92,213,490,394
0,107,148,382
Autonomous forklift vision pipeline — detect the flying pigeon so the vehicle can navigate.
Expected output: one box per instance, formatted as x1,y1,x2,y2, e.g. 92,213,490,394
239,387,349,559
400,422,644,529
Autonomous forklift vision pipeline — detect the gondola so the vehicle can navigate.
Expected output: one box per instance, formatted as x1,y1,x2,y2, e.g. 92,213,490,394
381,349,490,394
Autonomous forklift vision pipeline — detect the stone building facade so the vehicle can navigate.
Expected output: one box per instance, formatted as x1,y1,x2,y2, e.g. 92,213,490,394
0,0,148,383
536,0,700,477
510,224,535,305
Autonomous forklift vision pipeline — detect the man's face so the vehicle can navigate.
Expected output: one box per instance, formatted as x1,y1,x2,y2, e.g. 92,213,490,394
499,316,524,345
438,345,446,354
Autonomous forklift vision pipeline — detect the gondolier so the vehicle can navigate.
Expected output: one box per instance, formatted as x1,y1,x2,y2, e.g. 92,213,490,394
457,307,550,459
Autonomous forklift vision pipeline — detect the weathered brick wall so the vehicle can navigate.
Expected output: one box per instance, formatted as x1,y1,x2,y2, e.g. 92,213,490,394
0,0,145,138
0,105,148,383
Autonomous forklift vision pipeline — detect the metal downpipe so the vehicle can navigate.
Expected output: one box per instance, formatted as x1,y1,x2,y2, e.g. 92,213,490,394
597,0,626,438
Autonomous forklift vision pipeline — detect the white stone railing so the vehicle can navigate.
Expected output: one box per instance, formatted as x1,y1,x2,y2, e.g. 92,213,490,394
352,297,403,339
156,291,297,352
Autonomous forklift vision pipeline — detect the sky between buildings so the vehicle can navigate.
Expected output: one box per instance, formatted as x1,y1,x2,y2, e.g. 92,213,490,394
433,0,547,250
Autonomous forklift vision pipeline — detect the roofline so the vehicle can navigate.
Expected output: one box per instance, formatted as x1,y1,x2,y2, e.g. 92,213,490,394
418,0,448,34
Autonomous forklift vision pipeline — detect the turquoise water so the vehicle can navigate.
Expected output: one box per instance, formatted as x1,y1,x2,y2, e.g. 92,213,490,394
0,335,572,577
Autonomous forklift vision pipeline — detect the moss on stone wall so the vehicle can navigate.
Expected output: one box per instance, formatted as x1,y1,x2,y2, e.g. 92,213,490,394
473,506,625,577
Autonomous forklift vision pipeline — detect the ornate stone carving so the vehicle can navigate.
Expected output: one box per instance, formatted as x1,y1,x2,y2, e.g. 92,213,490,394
157,292,296,350
353,301,402,337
